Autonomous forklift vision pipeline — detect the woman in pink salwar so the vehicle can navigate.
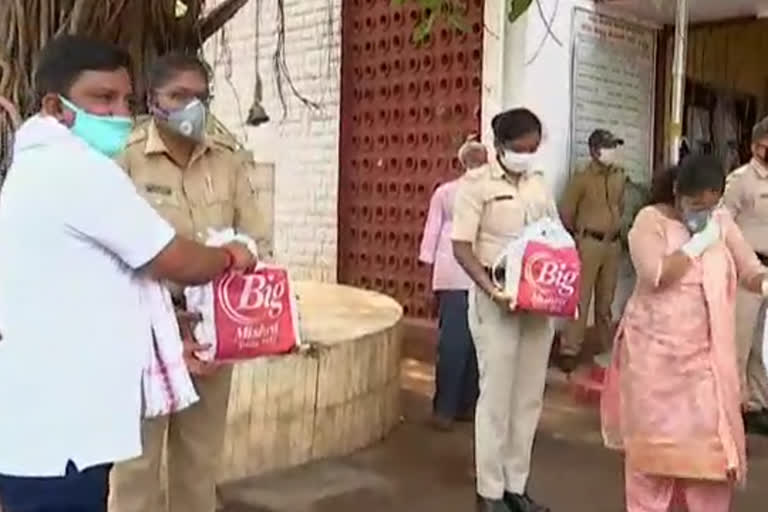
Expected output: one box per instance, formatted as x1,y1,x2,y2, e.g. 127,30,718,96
601,155,768,512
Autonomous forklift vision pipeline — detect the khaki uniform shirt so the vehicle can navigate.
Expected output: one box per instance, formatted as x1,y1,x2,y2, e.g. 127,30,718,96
724,159,768,254
559,160,625,237
118,119,269,252
451,161,558,266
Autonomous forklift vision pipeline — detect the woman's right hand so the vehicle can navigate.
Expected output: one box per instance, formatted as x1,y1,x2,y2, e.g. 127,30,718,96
490,287,516,311
681,219,720,259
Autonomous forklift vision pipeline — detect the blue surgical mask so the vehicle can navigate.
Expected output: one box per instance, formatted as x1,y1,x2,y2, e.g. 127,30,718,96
681,208,712,234
60,96,133,157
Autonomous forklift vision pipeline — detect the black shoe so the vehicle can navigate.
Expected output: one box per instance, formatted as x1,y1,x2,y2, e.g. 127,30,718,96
504,493,550,512
744,410,768,435
556,354,579,374
430,413,454,432
457,408,476,422
476,497,512,512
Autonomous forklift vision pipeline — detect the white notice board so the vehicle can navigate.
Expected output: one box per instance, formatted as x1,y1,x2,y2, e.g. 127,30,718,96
569,8,657,186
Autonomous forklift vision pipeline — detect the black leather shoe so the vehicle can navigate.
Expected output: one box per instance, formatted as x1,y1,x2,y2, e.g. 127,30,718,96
504,493,550,512
476,497,512,512
430,413,454,432
556,354,579,374
744,410,768,436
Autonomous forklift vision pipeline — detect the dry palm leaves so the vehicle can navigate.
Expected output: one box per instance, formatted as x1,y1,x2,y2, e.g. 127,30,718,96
0,0,250,118
0,0,251,176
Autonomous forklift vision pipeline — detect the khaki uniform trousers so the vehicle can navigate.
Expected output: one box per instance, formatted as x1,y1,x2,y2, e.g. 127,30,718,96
562,235,620,356
109,367,233,512
734,288,768,411
469,287,554,499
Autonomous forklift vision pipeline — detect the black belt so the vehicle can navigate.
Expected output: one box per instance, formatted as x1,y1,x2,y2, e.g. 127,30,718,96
757,252,768,266
485,266,505,284
581,229,619,242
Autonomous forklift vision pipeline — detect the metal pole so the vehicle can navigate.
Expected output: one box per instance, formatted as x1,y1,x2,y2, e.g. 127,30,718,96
669,0,688,164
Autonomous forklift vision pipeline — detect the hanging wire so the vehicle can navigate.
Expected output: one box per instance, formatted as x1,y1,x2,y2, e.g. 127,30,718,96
272,0,321,118
245,0,269,126
254,0,261,86
216,25,249,142
533,0,562,46
525,0,561,66
312,0,337,107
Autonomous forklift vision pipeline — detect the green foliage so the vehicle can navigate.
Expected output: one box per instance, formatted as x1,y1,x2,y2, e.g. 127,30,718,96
390,0,468,44
391,0,533,44
508,0,534,23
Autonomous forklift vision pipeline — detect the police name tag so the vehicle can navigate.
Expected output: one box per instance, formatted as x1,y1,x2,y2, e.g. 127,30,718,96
145,184,172,196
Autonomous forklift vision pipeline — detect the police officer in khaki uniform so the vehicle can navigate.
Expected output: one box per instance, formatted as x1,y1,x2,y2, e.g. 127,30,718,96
557,129,626,372
723,116,768,435
109,54,269,512
453,108,556,512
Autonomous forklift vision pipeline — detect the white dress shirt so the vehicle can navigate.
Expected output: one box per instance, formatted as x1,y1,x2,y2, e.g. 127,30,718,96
0,116,176,477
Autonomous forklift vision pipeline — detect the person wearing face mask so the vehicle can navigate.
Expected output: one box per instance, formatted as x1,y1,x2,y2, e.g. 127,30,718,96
452,108,558,512
108,53,268,512
723,116,768,436
0,36,256,512
558,129,627,373
602,155,768,512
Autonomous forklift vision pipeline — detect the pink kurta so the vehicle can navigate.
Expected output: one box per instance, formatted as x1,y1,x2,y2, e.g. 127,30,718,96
601,205,763,485
419,179,473,291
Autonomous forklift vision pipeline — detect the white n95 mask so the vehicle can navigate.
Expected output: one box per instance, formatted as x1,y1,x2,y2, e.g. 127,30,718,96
500,150,536,174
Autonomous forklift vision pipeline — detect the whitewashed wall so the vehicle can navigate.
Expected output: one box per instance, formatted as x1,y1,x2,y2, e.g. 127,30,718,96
204,0,342,282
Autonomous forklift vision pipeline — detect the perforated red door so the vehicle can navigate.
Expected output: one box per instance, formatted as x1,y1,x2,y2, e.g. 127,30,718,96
338,0,484,319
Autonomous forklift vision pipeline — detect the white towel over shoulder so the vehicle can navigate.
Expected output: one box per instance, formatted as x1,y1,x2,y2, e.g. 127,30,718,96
140,279,199,418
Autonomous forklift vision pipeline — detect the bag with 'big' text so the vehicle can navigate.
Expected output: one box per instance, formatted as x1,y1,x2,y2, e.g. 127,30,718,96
185,231,302,362
492,218,581,318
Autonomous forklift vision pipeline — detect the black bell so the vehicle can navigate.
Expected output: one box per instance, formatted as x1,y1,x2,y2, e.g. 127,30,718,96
246,75,269,127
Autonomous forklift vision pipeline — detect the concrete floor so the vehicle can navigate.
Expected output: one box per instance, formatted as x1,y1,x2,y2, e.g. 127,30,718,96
220,357,768,512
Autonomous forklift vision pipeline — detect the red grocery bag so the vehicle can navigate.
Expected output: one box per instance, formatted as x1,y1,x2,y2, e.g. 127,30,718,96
492,218,581,318
186,265,302,362
516,241,580,317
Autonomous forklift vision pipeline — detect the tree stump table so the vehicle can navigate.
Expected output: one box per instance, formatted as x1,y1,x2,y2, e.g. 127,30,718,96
217,281,404,482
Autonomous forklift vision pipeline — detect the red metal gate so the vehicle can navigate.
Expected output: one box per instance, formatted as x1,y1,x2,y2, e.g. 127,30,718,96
338,0,484,319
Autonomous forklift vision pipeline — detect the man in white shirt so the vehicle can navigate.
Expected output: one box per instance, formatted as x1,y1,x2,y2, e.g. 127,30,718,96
0,35,256,512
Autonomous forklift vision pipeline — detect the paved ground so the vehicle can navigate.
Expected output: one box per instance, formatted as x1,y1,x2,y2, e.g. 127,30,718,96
220,356,768,512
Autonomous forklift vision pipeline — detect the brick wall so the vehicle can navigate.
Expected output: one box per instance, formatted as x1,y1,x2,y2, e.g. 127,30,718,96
204,0,342,282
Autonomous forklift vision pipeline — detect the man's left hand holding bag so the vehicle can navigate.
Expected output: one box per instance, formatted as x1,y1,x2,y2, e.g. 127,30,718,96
175,308,219,376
